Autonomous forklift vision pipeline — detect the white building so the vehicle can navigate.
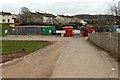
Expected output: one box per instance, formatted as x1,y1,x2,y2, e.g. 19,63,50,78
0,12,15,23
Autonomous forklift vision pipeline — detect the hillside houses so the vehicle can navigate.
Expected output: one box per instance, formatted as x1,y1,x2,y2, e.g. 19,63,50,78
0,11,84,25
58,15,74,24
0,12,18,23
55,15,83,25
74,14,115,25
18,12,55,25
17,11,84,25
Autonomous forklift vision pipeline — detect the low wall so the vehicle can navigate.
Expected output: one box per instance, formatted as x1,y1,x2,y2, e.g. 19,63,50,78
88,33,120,58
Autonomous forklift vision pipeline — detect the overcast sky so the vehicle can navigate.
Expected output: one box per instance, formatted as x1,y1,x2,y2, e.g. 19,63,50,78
0,0,119,15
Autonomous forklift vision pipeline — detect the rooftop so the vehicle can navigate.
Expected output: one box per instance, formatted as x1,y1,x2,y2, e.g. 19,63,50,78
58,15,74,18
0,11,12,15
23,12,55,17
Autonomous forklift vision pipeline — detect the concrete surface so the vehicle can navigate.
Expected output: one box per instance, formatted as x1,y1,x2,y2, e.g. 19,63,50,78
1,35,118,78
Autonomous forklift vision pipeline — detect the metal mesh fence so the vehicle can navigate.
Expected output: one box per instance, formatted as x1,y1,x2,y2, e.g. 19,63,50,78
8,27,42,35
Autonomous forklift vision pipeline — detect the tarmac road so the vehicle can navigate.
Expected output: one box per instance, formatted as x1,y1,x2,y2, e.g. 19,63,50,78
2,35,118,78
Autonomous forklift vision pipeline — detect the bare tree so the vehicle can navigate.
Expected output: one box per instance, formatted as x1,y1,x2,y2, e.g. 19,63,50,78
109,5,118,16
20,7,30,13
18,7,31,25
18,13,28,25
108,2,120,25
118,1,120,15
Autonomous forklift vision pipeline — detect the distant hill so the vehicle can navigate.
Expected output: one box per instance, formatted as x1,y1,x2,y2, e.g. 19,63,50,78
73,14,114,20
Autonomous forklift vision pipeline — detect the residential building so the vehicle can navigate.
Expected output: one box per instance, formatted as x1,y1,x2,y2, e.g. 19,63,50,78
18,12,55,25
58,15,74,24
55,15,83,25
12,14,18,23
72,17,84,23
54,15,65,24
0,12,15,23
74,14,114,25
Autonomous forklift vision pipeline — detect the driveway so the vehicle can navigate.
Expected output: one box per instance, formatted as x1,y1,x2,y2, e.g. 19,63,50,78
2,35,118,78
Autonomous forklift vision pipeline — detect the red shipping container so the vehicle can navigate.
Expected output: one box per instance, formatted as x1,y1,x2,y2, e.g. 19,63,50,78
64,26,73,37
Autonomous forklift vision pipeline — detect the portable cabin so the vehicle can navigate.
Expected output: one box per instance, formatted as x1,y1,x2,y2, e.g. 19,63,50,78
64,26,73,37
42,27,52,35
51,26,56,35
42,26,56,35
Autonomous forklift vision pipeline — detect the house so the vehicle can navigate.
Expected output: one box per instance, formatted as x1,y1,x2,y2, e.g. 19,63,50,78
55,15,84,25
58,15,74,24
54,15,65,24
74,14,114,25
72,17,84,23
12,14,18,23
18,12,55,25
0,11,15,23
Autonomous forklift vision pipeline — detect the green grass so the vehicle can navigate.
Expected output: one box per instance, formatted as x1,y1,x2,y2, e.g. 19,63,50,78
2,40,49,54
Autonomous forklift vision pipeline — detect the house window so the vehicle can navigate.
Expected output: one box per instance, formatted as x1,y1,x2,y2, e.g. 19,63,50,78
2,19,6,22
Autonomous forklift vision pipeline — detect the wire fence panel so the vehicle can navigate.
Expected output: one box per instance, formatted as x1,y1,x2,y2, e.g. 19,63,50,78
9,27,42,35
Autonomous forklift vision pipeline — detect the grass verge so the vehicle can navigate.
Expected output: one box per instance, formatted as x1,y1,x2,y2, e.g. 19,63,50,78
2,40,50,54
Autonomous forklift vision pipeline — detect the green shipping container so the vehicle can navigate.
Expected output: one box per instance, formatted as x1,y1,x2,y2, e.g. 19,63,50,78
51,26,56,35
42,26,56,35
51,26,56,31
42,27,52,35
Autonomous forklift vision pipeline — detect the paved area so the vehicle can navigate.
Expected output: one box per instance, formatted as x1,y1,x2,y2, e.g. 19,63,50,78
1,35,118,78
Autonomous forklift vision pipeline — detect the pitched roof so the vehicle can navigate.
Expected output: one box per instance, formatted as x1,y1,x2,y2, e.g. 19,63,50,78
23,12,55,17
58,15,74,18
12,14,18,16
0,12,12,15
